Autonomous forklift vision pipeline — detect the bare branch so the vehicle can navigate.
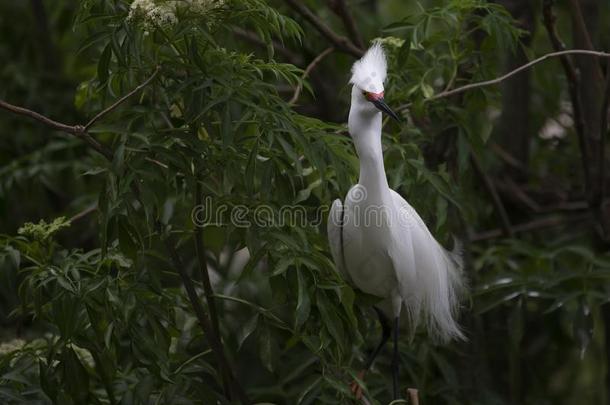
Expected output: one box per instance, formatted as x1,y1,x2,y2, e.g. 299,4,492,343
0,99,82,135
0,99,114,160
600,60,610,205
567,0,603,80
491,143,531,178
326,0,364,49
470,213,591,242
541,2,592,194
282,0,363,58
471,154,513,238
399,49,610,112
289,47,334,105
1,67,161,161
85,66,160,130
69,204,98,223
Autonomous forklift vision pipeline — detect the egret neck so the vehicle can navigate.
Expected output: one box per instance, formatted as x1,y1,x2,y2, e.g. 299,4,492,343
348,91,390,202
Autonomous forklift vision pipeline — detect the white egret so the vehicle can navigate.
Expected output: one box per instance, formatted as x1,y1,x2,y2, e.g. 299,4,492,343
327,42,465,399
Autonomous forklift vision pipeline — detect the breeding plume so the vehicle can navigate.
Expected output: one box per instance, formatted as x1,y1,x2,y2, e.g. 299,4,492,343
327,42,464,399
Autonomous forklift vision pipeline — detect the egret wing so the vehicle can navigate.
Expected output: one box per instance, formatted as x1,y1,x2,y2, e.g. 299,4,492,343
327,198,354,284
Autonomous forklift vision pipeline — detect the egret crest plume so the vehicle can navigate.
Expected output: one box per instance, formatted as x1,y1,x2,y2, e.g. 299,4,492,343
349,41,387,93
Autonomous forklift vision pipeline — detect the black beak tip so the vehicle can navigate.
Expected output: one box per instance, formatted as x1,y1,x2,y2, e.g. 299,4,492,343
372,98,401,123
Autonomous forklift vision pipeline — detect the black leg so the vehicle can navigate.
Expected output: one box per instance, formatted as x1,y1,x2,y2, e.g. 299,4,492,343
363,307,392,371
392,316,400,400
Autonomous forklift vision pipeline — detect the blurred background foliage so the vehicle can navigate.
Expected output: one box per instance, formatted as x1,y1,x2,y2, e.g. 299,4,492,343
1,0,610,404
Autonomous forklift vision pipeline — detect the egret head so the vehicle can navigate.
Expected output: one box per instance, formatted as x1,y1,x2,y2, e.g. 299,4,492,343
349,42,399,122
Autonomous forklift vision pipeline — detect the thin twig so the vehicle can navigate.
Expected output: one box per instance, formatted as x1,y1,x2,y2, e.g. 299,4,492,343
567,0,603,80
470,212,591,242
491,143,529,177
282,0,363,58
326,0,364,49
85,66,160,130
289,47,334,105
398,49,610,112
69,204,98,223
144,156,169,169
541,2,594,206
540,6,587,142
497,178,542,213
1,67,160,161
471,154,513,237
0,99,83,135
0,99,114,160
600,60,610,205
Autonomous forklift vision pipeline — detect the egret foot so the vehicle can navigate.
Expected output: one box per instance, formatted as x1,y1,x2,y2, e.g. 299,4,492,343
349,370,366,399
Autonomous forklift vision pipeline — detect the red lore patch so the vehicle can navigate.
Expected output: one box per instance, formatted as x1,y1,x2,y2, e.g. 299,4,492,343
365,91,384,101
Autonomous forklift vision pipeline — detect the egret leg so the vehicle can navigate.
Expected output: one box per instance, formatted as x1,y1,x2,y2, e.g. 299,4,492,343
392,316,400,400
364,307,392,370
350,308,392,399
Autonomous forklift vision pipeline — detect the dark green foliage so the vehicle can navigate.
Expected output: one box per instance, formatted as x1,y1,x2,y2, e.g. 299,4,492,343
1,0,610,404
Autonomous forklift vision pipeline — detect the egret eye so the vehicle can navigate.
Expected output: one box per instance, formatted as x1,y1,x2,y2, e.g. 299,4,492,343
362,91,368,96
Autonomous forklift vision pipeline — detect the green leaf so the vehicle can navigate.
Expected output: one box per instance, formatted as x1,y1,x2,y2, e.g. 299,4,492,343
406,159,462,211
245,138,259,194
258,324,276,372
238,314,259,350
316,292,344,347
62,347,90,403
98,44,112,86
295,268,311,328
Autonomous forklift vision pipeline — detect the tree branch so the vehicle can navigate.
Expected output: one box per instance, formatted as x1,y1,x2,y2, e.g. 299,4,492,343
0,99,113,160
282,0,363,58
471,154,514,238
541,4,592,185
85,66,160,130
567,0,603,81
326,0,364,49
163,235,250,404
398,49,610,112
289,47,334,105
0,67,160,161
69,204,98,223
0,99,82,135
600,60,610,206
470,212,591,242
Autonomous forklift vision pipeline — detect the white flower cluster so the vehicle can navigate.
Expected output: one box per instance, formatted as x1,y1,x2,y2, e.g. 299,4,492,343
0,338,26,356
128,0,224,31
128,0,178,28
182,0,224,14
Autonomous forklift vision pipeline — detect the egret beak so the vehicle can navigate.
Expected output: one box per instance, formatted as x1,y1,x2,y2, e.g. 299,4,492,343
371,98,400,122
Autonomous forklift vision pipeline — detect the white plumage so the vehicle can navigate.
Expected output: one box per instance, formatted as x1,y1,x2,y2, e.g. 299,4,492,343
349,41,387,90
327,42,465,347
